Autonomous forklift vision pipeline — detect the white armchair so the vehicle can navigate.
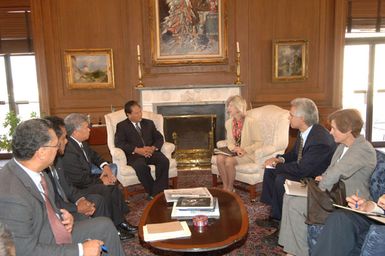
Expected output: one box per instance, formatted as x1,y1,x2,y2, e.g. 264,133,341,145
104,109,178,200
211,105,290,201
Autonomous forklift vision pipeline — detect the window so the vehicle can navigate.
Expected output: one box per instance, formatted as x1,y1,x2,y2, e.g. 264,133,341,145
0,54,40,153
343,37,385,147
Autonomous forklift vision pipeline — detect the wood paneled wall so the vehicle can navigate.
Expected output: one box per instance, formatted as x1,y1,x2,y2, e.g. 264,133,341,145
30,0,346,125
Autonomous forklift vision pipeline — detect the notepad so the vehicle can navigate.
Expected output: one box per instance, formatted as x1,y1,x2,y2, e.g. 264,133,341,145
143,221,191,242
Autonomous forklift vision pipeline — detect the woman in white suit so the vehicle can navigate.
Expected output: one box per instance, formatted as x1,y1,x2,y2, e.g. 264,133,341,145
216,95,263,192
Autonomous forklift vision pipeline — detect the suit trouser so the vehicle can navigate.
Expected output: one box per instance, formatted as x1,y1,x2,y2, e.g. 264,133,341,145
312,210,372,256
72,216,124,256
129,151,169,196
84,194,111,219
82,184,129,226
260,168,301,220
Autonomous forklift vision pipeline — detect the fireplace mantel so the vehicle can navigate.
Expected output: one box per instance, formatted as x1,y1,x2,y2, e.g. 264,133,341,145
137,84,243,112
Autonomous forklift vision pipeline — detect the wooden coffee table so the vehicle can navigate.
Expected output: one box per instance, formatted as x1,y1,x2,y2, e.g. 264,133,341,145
138,188,249,252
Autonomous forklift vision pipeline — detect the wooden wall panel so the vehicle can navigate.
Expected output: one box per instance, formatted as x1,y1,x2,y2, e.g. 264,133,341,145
30,0,346,125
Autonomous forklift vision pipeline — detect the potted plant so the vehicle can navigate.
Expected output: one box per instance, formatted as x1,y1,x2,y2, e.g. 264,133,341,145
0,111,21,153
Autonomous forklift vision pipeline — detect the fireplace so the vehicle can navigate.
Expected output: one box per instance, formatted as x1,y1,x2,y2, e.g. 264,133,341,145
157,103,225,170
163,115,215,170
137,84,242,170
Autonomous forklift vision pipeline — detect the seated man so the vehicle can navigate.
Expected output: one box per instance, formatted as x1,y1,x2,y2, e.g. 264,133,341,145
258,98,336,223
115,100,169,199
61,113,137,235
312,193,385,256
45,116,133,240
0,118,124,255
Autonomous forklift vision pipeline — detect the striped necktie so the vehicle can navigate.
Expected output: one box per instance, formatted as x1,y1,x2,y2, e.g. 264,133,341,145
297,135,304,163
135,123,145,145
49,166,69,203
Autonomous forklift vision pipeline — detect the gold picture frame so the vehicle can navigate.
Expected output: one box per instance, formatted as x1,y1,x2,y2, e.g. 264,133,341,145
273,40,309,82
150,0,227,65
64,48,115,89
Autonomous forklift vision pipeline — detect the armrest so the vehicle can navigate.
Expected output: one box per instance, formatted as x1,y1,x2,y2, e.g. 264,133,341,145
216,140,227,148
361,224,385,255
253,145,278,166
161,142,175,159
110,147,127,166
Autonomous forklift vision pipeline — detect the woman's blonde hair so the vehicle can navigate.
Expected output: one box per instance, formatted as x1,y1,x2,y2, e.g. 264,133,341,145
226,95,247,116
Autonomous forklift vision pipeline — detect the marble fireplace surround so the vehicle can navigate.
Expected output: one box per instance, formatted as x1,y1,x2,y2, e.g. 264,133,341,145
138,84,242,113
137,84,242,168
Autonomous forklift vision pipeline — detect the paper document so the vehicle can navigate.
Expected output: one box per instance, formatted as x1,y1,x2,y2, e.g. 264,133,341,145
284,179,307,197
333,204,385,224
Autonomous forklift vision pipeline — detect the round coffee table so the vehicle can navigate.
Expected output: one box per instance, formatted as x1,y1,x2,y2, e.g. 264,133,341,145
138,188,249,252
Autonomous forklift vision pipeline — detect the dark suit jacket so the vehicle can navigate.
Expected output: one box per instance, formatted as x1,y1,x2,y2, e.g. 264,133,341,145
46,157,87,213
276,124,336,178
0,159,79,255
61,137,106,188
115,118,164,163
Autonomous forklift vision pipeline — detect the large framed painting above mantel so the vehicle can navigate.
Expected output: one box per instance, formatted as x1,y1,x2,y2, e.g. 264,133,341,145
150,0,228,65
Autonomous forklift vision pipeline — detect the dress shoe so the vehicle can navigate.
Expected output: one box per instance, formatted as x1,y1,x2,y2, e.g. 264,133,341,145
262,229,279,247
146,195,154,201
117,227,135,240
118,222,138,234
255,217,280,229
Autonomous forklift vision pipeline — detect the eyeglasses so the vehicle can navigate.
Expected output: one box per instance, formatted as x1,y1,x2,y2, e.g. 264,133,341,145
42,142,60,148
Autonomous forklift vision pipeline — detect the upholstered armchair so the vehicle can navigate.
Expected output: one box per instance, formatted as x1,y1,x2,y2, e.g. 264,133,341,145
308,150,385,255
211,105,290,201
104,109,178,200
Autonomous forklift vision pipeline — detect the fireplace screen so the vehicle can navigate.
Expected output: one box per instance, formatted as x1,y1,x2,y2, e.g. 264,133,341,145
164,114,216,170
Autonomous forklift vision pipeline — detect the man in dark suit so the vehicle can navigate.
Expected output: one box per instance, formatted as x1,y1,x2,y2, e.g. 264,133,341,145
61,113,137,235
0,118,124,255
259,98,336,223
115,100,169,199
45,116,133,240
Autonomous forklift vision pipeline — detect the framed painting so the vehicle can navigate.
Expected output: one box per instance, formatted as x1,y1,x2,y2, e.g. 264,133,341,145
272,40,309,82
64,48,115,89
150,0,227,65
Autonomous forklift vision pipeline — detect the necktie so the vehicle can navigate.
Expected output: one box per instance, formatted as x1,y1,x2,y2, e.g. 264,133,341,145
135,123,145,145
297,135,304,163
80,143,89,162
49,166,69,203
135,123,142,137
40,174,72,244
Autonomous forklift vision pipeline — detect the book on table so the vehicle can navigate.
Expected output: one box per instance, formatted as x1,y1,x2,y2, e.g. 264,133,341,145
213,147,237,157
143,221,191,242
164,187,212,203
171,197,220,219
333,204,385,224
284,179,307,197
175,197,215,210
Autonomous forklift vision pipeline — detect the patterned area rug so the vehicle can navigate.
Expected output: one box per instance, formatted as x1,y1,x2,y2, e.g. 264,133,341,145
123,170,285,256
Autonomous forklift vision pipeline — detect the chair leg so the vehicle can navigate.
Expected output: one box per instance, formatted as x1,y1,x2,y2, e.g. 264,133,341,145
249,184,257,202
212,174,218,187
170,177,178,189
123,186,129,202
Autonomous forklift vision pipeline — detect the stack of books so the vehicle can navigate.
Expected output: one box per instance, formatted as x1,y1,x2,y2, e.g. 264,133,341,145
164,187,212,203
164,187,220,219
171,197,220,219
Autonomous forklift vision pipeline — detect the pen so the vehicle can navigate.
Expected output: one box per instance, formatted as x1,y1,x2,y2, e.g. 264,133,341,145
355,190,359,209
101,245,108,253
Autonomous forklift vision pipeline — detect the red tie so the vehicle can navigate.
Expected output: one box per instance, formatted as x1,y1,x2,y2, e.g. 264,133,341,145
40,174,72,244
